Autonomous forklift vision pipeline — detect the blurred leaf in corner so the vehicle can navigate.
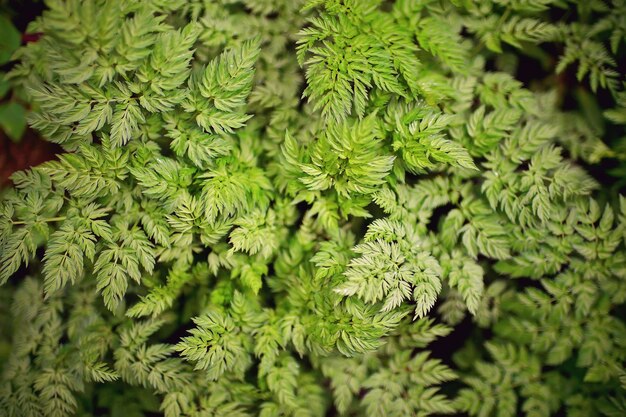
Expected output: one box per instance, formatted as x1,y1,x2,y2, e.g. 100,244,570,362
0,101,26,141
0,14,20,65
0,73,9,98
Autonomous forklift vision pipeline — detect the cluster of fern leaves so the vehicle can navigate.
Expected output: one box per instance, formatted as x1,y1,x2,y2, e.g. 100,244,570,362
1,0,626,416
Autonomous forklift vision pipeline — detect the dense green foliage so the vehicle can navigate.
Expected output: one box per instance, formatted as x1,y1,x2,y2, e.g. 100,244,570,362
1,0,626,416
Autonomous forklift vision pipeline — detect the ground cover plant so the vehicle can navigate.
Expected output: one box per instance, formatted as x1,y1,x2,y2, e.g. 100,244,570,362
1,0,626,416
